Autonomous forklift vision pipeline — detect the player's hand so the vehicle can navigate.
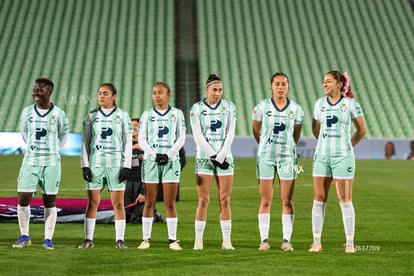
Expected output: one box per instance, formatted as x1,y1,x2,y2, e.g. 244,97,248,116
82,167,93,182
118,168,131,182
155,154,169,166
210,155,230,170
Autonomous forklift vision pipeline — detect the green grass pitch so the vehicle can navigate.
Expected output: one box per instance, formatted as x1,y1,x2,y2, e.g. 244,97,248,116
0,155,413,275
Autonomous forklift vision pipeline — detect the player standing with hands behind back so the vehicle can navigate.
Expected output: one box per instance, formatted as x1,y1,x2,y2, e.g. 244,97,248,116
252,72,304,251
310,71,366,253
190,74,237,250
13,78,69,249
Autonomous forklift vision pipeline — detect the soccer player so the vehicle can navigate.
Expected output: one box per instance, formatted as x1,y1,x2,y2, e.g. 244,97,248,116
252,72,304,251
310,71,366,253
13,78,69,249
137,82,186,251
79,83,132,249
190,74,237,250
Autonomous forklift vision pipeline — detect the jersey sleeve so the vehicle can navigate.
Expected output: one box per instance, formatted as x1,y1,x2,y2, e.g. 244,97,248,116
167,109,186,159
313,98,321,120
216,101,236,163
350,100,363,119
122,111,133,169
20,108,28,144
190,103,217,157
81,112,93,168
251,101,264,121
59,109,70,148
295,104,305,125
138,110,157,160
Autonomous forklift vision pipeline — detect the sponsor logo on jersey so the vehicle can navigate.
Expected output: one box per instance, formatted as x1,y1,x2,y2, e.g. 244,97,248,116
35,128,47,140
326,115,338,127
100,127,113,139
158,126,169,138
273,122,286,134
210,120,222,132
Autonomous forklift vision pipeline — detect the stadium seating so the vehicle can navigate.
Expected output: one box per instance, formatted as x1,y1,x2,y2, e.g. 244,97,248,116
196,0,414,138
0,0,412,138
0,0,174,133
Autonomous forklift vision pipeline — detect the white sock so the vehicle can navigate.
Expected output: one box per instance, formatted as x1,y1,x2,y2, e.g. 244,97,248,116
220,219,232,242
142,217,153,241
282,214,294,242
115,219,126,241
166,217,178,241
258,213,270,242
311,200,326,245
17,205,31,236
195,220,206,241
44,207,57,240
340,202,355,246
84,217,96,241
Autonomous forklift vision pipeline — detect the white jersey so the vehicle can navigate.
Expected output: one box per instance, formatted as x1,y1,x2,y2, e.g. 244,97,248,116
313,96,363,156
190,98,237,159
138,106,186,161
252,98,304,159
81,107,132,168
20,104,69,166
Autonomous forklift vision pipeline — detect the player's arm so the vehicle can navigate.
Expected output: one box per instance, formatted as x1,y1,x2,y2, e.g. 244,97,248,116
251,102,263,144
252,120,261,144
166,111,186,159
215,118,235,163
190,110,217,157
20,109,28,143
293,124,302,144
312,119,320,139
351,116,366,146
122,121,133,169
81,115,92,168
138,112,157,160
59,112,70,148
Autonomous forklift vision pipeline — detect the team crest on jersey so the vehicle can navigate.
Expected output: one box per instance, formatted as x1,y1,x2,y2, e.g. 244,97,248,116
50,115,56,125
288,111,295,120
115,115,121,123
222,107,228,115
340,103,347,112
170,113,177,122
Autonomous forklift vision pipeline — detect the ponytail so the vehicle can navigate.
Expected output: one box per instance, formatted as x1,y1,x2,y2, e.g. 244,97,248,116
341,72,354,99
326,71,355,99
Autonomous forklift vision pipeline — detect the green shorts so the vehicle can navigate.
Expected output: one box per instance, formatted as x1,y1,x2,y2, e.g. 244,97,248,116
195,158,234,176
312,154,355,179
256,157,298,180
17,164,61,195
86,167,125,191
142,159,181,184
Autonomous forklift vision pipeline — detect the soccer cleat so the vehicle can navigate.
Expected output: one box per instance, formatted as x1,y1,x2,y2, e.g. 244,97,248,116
258,241,271,251
43,239,55,250
79,239,94,249
115,240,128,249
345,245,355,253
221,240,235,250
169,240,183,251
12,235,31,248
309,243,323,252
137,240,150,250
281,240,294,252
193,239,203,250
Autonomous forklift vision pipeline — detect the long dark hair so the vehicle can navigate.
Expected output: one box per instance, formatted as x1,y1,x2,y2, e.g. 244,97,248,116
326,71,354,98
